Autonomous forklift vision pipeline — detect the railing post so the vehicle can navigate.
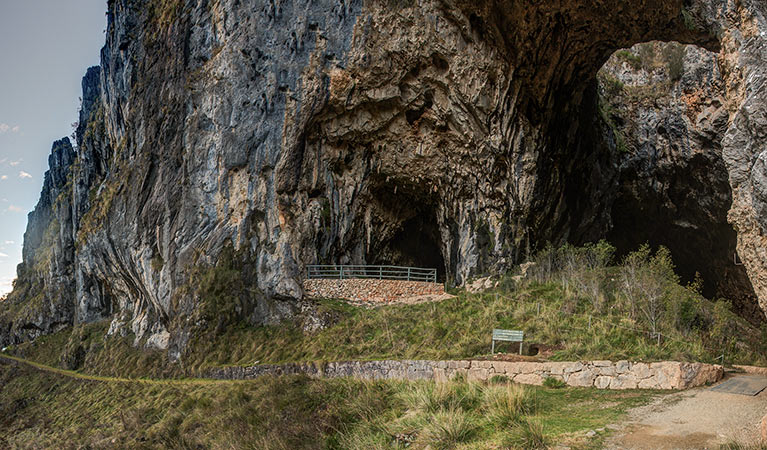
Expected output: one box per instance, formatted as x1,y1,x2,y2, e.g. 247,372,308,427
340,265,344,280
407,267,411,281
379,266,382,280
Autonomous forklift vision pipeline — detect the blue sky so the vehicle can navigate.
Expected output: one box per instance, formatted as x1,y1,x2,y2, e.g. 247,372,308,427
0,0,107,296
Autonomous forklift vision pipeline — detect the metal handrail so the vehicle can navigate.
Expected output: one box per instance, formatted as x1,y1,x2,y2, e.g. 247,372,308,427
306,265,438,283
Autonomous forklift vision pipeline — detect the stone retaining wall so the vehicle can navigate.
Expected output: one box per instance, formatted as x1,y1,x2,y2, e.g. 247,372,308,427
303,279,444,303
208,359,723,390
733,364,767,376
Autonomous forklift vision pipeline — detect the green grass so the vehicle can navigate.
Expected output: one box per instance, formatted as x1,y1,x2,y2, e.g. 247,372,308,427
0,356,659,449
10,243,767,380
543,377,567,389
11,279,767,379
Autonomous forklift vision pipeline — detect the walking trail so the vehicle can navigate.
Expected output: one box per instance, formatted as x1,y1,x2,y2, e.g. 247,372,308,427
606,374,767,449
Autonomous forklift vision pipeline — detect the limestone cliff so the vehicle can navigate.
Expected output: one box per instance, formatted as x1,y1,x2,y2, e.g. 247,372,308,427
3,0,767,351
600,42,758,320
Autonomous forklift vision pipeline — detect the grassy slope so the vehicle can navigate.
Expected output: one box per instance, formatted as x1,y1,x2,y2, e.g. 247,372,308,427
0,355,657,449
3,243,764,447
10,280,767,380
11,244,767,378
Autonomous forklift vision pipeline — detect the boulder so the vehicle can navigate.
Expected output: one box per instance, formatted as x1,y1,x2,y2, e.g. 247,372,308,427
514,373,544,385
615,360,631,373
610,374,639,390
568,369,596,387
595,376,612,389
631,362,652,379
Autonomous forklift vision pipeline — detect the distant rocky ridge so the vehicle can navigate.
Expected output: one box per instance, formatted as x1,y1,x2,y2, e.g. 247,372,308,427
3,0,767,355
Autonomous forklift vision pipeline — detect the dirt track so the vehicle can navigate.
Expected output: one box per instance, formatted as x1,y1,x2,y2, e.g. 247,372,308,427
606,375,767,449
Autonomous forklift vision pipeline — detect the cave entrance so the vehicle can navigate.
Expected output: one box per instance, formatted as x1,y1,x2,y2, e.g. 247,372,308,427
594,41,760,322
366,182,447,283
380,213,447,283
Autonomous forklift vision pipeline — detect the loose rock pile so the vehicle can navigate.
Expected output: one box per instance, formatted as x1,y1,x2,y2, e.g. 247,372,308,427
303,279,445,305
208,359,723,390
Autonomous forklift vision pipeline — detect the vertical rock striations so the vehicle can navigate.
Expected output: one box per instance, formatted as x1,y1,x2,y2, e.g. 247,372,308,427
3,0,767,352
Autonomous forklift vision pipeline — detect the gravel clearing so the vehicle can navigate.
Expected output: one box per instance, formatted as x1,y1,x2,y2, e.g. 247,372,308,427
606,374,767,449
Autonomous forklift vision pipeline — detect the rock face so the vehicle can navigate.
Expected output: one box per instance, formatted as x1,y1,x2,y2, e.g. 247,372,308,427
3,0,767,351
599,42,759,319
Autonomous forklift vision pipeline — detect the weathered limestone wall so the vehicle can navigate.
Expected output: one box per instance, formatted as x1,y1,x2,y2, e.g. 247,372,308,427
207,359,723,390
303,279,444,303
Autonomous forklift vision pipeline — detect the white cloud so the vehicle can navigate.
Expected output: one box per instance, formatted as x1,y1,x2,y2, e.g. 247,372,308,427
0,124,19,134
0,176,6,181
4,241,13,245
9,160,21,167
0,277,13,297
7,205,23,213
0,253,8,258
18,171,31,179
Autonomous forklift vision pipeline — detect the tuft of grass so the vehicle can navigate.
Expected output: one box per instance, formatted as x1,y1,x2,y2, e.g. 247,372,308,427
489,374,511,384
543,377,567,389
505,418,550,449
400,380,482,414
483,383,538,427
418,407,478,449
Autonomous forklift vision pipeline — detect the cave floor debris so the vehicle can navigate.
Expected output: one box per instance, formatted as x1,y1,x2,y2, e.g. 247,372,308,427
340,292,456,308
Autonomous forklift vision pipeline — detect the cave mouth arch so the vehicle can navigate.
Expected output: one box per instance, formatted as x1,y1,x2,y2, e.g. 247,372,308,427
590,41,760,322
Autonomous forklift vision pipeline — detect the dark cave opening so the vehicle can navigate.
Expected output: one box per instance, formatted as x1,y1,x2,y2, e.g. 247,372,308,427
379,214,447,283
365,181,447,283
594,42,762,323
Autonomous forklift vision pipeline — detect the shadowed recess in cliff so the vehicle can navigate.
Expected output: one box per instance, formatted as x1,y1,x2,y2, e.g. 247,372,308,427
597,41,760,323
364,181,447,282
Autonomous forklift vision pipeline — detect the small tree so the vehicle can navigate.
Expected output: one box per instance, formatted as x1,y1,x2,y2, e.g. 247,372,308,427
640,246,677,335
620,244,651,320
620,245,677,335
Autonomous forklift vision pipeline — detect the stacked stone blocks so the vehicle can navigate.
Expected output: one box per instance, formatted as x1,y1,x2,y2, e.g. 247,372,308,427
303,279,445,303
208,359,723,390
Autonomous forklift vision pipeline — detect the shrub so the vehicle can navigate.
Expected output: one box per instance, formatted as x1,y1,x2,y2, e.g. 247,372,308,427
615,50,643,70
527,240,615,311
663,42,686,82
618,244,677,334
637,42,657,71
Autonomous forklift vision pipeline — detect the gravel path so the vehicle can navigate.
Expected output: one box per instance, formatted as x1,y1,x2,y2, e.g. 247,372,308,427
606,375,767,449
